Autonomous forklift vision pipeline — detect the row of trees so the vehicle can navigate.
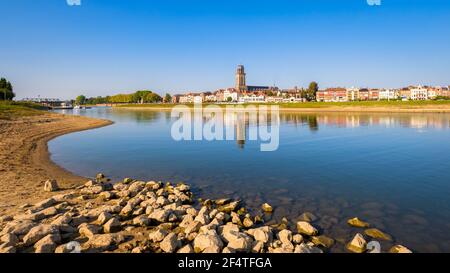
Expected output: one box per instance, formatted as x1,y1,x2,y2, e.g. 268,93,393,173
75,90,172,105
265,81,319,101
0,78,15,101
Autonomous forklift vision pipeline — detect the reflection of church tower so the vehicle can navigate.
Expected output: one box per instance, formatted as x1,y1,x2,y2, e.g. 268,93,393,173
235,65,247,92
236,113,246,149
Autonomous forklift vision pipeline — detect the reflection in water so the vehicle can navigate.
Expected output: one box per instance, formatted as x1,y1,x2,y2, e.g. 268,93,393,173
51,107,450,253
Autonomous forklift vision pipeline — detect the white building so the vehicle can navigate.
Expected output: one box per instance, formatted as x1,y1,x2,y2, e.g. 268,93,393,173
410,86,428,100
223,89,239,102
238,94,266,103
346,87,360,101
379,89,397,100
193,95,203,104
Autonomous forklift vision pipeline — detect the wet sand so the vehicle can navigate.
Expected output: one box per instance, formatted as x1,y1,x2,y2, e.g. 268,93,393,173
0,113,112,216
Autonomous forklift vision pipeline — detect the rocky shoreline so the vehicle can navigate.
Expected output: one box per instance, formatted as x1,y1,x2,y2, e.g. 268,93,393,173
0,175,412,254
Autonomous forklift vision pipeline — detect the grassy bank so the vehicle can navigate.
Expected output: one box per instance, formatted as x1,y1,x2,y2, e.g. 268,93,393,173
0,101,48,120
114,100,450,110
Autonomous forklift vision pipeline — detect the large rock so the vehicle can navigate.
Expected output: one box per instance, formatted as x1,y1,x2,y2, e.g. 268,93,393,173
261,203,273,213
149,228,169,243
193,230,224,253
149,209,171,222
79,224,101,239
249,226,272,243
185,221,202,234
97,212,112,225
103,217,121,233
389,245,413,253
296,221,318,236
346,233,367,253
132,215,151,227
44,180,59,192
226,231,253,252
277,229,292,245
194,206,210,225
294,243,323,253
34,198,57,210
89,234,125,251
160,233,180,253
311,235,335,248
347,217,370,228
23,224,59,246
220,223,240,243
364,228,392,241
0,233,19,247
299,212,318,222
217,201,240,213
51,214,73,226
177,244,194,253
0,220,36,236
0,244,16,253
34,233,61,253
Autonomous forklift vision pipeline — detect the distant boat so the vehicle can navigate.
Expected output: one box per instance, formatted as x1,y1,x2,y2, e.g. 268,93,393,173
74,105,92,110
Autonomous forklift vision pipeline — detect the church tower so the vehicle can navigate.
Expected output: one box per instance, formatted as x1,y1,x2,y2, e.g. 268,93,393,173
235,65,247,92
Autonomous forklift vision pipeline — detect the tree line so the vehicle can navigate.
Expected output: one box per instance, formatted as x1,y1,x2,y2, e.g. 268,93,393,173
0,78,15,101
75,91,172,105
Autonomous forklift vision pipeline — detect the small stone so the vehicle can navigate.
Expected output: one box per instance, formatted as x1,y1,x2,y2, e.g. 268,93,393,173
293,234,304,244
296,221,318,236
103,217,121,233
261,203,273,213
44,179,59,192
364,228,392,241
96,173,105,180
347,217,370,228
389,245,413,253
123,178,133,184
347,233,367,253
243,217,254,228
160,233,180,253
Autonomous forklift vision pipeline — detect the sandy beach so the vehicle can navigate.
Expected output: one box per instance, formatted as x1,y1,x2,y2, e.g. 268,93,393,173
0,113,112,216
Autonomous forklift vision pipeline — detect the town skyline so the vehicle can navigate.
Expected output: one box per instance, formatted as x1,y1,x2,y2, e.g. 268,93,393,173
2,1,450,100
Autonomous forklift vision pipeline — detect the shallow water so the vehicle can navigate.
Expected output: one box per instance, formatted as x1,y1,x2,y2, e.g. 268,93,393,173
50,107,450,252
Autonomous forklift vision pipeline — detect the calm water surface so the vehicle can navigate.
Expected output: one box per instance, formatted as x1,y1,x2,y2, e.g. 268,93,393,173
50,107,450,253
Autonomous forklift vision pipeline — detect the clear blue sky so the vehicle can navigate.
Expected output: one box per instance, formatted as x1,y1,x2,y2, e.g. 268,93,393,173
1,0,449,99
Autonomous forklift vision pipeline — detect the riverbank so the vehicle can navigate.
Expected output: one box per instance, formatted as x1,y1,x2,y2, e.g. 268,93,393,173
0,176,412,253
114,100,450,113
0,110,112,216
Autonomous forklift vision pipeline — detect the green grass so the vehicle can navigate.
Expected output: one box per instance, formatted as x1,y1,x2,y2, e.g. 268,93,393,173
115,100,450,109
0,101,48,120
